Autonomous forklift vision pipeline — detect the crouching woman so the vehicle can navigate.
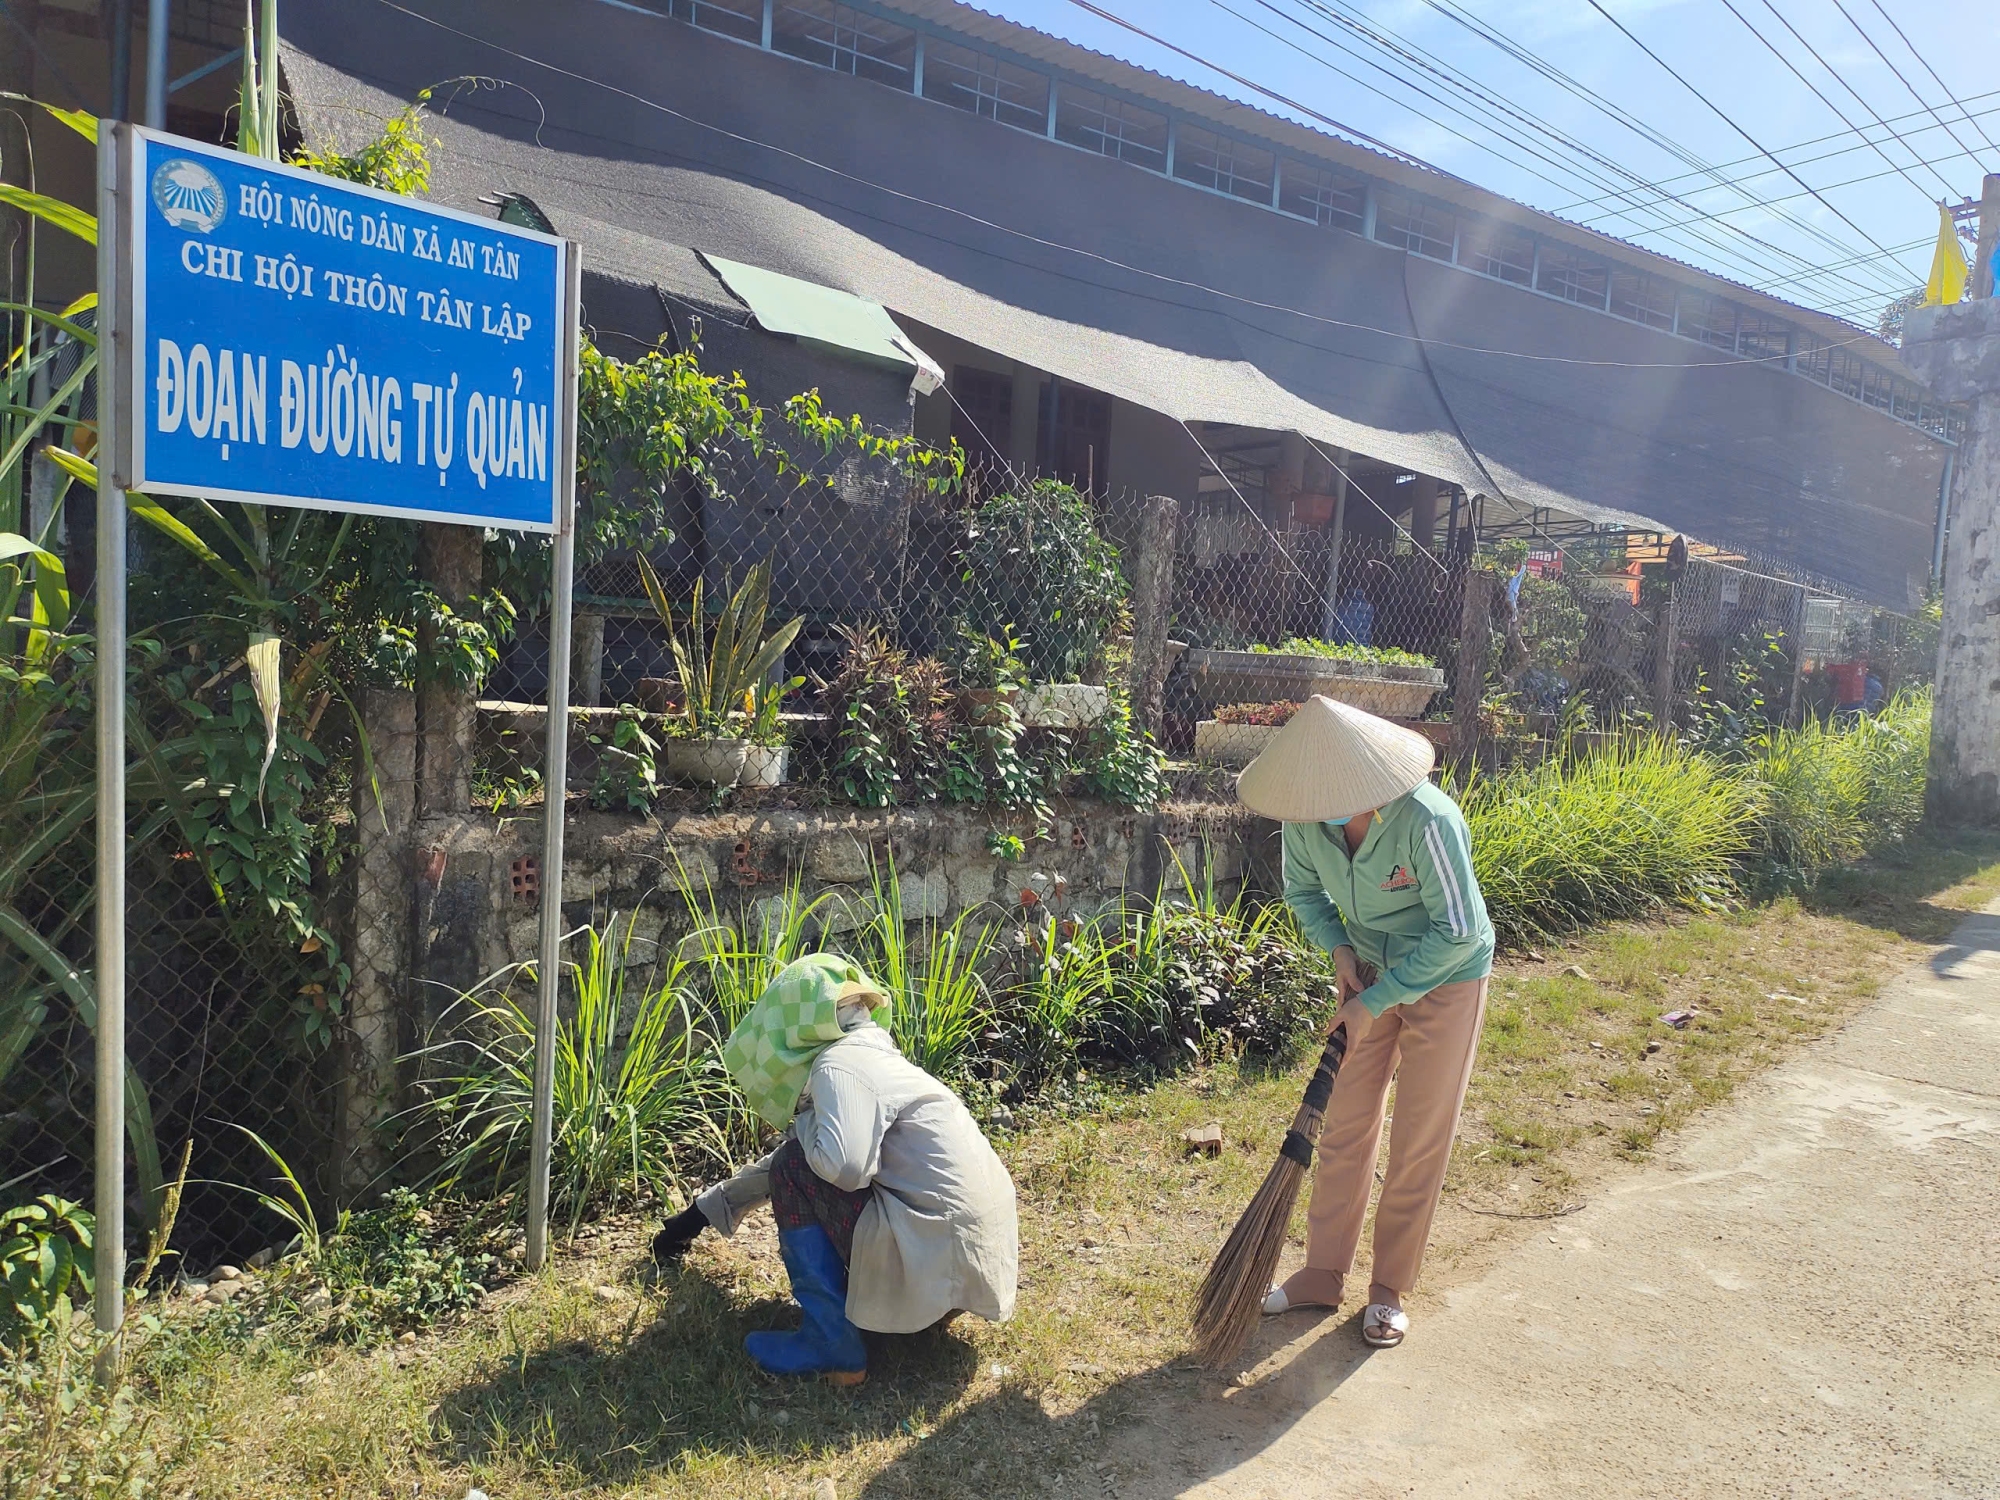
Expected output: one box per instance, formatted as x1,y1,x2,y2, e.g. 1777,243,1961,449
655,954,1018,1384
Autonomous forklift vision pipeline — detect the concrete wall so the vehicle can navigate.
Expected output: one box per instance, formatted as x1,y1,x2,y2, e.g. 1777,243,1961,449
399,797,1275,1007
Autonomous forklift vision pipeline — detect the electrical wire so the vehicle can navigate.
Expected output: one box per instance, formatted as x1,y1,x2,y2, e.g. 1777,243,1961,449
1863,0,2000,160
1218,0,1911,307
376,0,1911,373
1405,0,1917,291
1830,0,1994,172
1555,88,2000,216
1583,0,1912,273
1716,0,1956,201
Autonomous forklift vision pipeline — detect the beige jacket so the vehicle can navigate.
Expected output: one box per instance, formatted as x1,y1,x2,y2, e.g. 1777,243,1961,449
696,1026,1018,1334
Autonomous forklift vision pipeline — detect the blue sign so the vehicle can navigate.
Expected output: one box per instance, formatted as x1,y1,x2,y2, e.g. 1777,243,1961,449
127,128,569,532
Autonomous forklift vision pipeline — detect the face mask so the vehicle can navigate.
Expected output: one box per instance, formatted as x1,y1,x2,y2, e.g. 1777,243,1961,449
1327,816,1353,827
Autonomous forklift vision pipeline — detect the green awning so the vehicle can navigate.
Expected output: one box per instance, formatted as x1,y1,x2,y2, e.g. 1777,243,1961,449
701,253,940,387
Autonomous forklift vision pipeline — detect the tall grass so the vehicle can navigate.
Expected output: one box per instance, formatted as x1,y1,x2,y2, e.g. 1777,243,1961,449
1459,734,1760,946
412,911,739,1234
856,857,996,1083
1751,690,1930,874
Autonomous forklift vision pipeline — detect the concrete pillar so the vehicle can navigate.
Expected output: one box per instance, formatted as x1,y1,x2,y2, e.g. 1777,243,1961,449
1408,473,1441,551
416,523,483,816
1902,294,2000,825
1124,494,1179,737
1008,364,1041,475
1450,570,1491,768
338,688,416,1199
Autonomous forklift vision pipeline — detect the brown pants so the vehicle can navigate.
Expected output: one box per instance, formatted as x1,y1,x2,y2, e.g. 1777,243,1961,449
1303,976,1488,1295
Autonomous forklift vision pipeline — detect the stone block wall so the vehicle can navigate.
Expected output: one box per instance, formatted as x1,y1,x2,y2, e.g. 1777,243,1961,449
400,798,1276,1007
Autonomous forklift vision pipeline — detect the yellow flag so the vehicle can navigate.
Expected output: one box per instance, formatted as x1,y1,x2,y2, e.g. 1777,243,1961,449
1923,203,1968,307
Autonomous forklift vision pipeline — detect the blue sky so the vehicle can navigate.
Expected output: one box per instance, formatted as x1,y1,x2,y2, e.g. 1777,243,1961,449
971,0,1992,324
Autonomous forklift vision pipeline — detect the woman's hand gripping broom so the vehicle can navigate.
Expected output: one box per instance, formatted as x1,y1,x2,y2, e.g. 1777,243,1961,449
1190,1021,1350,1366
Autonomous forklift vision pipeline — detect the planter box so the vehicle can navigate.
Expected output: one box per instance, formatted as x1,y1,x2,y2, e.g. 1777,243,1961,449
1193,719,1282,768
1185,649,1445,719
666,737,750,787
1020,682,1109,729
740,743,789,788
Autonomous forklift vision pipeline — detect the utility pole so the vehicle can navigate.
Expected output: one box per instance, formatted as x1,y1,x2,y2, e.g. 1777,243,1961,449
1900,173,2000,827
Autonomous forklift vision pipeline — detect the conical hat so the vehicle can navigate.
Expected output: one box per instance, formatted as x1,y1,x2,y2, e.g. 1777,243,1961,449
1235,695,1435,822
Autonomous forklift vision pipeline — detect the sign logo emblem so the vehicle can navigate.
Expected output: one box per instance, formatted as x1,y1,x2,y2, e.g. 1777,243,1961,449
1381,864,1418,892
151,159,226,233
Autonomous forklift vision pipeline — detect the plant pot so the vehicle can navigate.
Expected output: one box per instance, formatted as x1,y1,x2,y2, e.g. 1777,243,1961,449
1184,649,1446,719
1020,682,1109,729
635,677,677,714
666,736,750,787
1194,719,1282,768
961,688,1021,726
739,743,789,788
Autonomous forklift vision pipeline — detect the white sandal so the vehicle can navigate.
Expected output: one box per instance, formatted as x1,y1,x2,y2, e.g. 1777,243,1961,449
1361,1303,1409,1347
1261,1286,1292,1316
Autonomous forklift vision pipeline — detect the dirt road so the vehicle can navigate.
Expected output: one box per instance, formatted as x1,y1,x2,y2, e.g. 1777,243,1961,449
1114,905,2000,1499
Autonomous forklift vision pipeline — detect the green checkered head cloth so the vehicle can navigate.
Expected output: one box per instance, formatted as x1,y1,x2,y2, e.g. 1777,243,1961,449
722,953,892,1128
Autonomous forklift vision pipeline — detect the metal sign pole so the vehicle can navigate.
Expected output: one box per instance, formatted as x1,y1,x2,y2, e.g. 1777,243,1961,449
524,244,583,1271
93,122,131,1369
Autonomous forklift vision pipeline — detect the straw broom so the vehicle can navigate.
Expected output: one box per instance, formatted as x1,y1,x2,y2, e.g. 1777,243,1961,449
1191,1021,1350,1367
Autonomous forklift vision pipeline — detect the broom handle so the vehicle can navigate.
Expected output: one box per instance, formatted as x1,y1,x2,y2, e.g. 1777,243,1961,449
1279,1022,1349,1167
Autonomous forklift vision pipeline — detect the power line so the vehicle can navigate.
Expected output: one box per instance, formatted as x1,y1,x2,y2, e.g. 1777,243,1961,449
1263,0,1899,293
1830,0,1995,172
1204,0,1912,308
1555,89,2000,216
1864,0,2000,160
1582,0,1913,275
1384,0,1919,299
1715,0,1955,201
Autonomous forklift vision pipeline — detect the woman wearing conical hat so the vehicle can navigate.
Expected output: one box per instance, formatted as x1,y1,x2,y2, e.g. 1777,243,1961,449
1236,696,1494,1349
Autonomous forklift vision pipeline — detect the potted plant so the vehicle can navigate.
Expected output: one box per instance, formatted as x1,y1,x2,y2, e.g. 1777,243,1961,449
1194,700,1300,767
956,481,1124,725
1185,637,1446,719
953,625,1030,726
739,675,803,788
639,555,803,788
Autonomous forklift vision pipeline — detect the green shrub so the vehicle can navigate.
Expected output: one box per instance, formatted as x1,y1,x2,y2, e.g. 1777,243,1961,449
412,911,741,1233
0,1196,93,1349
1751,691,1929,876
956,481,1125,682
1459,735,1759,946
1248,637,1434,668
304,1189,495,1341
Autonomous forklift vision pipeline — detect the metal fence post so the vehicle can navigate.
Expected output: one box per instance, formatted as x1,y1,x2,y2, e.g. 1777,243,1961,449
525,244,583,1271
93,121,132,1374
1655,582,1680,733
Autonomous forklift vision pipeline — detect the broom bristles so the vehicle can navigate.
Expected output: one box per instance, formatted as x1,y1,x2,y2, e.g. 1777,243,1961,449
1191,1022,1350,1368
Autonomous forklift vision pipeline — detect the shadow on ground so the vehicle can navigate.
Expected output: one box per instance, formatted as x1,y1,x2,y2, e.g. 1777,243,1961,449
1791,829,2000,942
850,1309,1382,1499
434,1259,981,1486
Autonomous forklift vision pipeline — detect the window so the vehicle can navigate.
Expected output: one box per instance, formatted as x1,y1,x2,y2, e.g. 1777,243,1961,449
1536,246,1609,308
921,39,1049,134
949,366,1013,476
771,2,916,89
1609,268,1676,329
1052,87,1168,170
1735,311,1789,361
671,0,762,45
1040,382,1112,493
1373,193,1455,261
1676,292,1738,351
1457,220,1534,286
1278,161,1366,231
1171,124,1275,204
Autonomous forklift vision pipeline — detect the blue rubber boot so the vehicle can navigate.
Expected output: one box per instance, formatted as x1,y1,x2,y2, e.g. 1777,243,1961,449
745,1226,868,1384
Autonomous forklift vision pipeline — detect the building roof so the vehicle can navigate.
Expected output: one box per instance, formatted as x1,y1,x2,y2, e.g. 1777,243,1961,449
277,0,1947,606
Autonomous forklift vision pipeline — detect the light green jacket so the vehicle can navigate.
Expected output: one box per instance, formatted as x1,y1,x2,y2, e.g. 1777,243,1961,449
1282,781,1494,1016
